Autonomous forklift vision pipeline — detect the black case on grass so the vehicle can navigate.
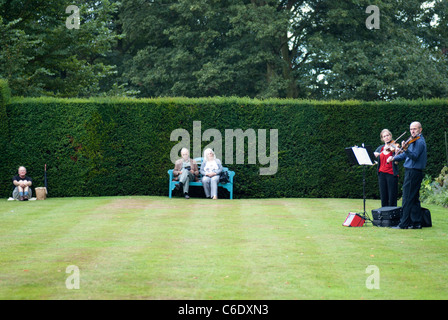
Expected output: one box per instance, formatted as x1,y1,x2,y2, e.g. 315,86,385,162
371,206,402,227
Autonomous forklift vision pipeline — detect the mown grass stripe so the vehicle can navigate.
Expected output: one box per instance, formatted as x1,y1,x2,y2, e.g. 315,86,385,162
50,197,194,299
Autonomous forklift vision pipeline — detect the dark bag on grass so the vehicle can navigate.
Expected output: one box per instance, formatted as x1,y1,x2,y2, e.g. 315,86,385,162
421,207,432,227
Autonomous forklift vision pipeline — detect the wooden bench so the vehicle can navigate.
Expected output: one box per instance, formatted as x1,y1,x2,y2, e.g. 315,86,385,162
168,157,235,199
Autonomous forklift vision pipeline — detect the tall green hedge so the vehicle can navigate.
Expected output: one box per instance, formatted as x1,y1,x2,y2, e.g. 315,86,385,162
1,93,447,199
0,79,11,196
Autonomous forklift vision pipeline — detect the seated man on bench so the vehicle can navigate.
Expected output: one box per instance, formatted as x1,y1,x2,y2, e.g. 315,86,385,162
173,148,199,199
12,166,33,201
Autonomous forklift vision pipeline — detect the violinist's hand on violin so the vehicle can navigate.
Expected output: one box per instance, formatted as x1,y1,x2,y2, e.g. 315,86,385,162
386,156,393,164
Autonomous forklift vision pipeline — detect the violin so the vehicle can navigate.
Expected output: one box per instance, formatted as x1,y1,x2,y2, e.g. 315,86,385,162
394,135,421,155
384,141,399,152
384,131,406,152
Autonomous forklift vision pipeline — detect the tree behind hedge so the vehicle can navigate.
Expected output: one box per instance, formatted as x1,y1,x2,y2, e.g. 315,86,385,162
118,0,448,100
0,0,121,97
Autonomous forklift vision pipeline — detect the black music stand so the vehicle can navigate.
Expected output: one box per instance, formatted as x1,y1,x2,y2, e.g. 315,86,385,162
345,144,376,223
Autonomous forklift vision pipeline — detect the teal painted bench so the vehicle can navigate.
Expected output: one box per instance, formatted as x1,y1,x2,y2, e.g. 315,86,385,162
168,157,235,199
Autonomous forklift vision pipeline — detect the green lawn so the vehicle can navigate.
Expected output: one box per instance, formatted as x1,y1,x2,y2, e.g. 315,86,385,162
1,196,447,300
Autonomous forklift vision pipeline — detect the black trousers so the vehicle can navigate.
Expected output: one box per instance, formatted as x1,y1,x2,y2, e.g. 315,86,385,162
399,168,423,228
378,172,398,207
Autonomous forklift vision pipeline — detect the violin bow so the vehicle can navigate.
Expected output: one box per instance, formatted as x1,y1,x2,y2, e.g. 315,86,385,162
394,131,407,144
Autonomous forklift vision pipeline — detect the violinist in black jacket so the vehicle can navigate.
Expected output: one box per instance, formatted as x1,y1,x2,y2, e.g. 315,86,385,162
387,122,427,229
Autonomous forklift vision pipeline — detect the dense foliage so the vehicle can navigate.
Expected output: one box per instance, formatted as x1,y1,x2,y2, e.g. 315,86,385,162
1,0,447,100
421,166,448,207
0,0,121,97
118,0,448,100
0,79,10,194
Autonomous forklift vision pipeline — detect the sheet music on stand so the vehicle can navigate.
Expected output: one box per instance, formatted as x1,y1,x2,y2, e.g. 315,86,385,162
351,146,375,165
344,144,376,224
345,144,376,167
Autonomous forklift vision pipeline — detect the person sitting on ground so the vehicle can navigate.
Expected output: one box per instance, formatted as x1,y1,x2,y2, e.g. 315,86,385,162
173,148,199,199
12,166,33,201
201,148,223,200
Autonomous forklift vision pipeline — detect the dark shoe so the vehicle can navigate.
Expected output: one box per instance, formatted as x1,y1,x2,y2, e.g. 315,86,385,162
408,225,422,229
23,195,29,201
19,196,24,201
184,193,190,199
175,182,183,191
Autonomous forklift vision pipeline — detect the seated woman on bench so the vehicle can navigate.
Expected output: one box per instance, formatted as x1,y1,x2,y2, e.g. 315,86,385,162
201,148,223,200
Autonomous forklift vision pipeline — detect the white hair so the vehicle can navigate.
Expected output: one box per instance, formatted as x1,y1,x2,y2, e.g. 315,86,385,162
203,148,215,160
